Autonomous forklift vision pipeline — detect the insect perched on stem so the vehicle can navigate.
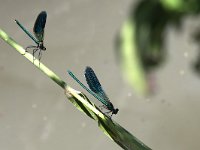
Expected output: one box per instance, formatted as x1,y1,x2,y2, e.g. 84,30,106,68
68,66,119,117
15,11,47,65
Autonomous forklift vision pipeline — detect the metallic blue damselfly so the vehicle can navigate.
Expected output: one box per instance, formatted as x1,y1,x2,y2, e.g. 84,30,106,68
15,11,47,64
68,67,119,116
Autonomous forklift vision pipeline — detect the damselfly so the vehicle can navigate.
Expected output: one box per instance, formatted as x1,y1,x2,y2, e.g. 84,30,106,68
68,67,119,116
15,11,47,64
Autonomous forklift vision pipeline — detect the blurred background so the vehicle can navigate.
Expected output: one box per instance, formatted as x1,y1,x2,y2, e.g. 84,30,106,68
1,0,200,149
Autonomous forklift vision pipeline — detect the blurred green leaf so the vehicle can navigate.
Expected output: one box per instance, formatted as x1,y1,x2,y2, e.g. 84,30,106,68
116,0,200,95
117,20,150,95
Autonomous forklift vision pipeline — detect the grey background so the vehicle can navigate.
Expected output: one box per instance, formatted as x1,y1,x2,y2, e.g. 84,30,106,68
1,0,200,150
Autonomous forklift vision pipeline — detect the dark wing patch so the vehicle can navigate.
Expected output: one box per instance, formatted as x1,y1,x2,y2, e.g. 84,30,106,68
33,11,47,42
84,66,110,101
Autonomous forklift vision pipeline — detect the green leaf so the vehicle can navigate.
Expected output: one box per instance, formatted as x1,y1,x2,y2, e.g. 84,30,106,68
65,86,152,150
117,20,150,95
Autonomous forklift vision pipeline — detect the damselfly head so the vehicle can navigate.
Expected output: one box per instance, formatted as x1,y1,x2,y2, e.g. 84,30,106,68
112,108,119,115
38,42,46,50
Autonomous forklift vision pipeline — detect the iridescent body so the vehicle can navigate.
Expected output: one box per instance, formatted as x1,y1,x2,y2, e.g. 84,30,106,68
15,11,47,63
68,67,119,116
